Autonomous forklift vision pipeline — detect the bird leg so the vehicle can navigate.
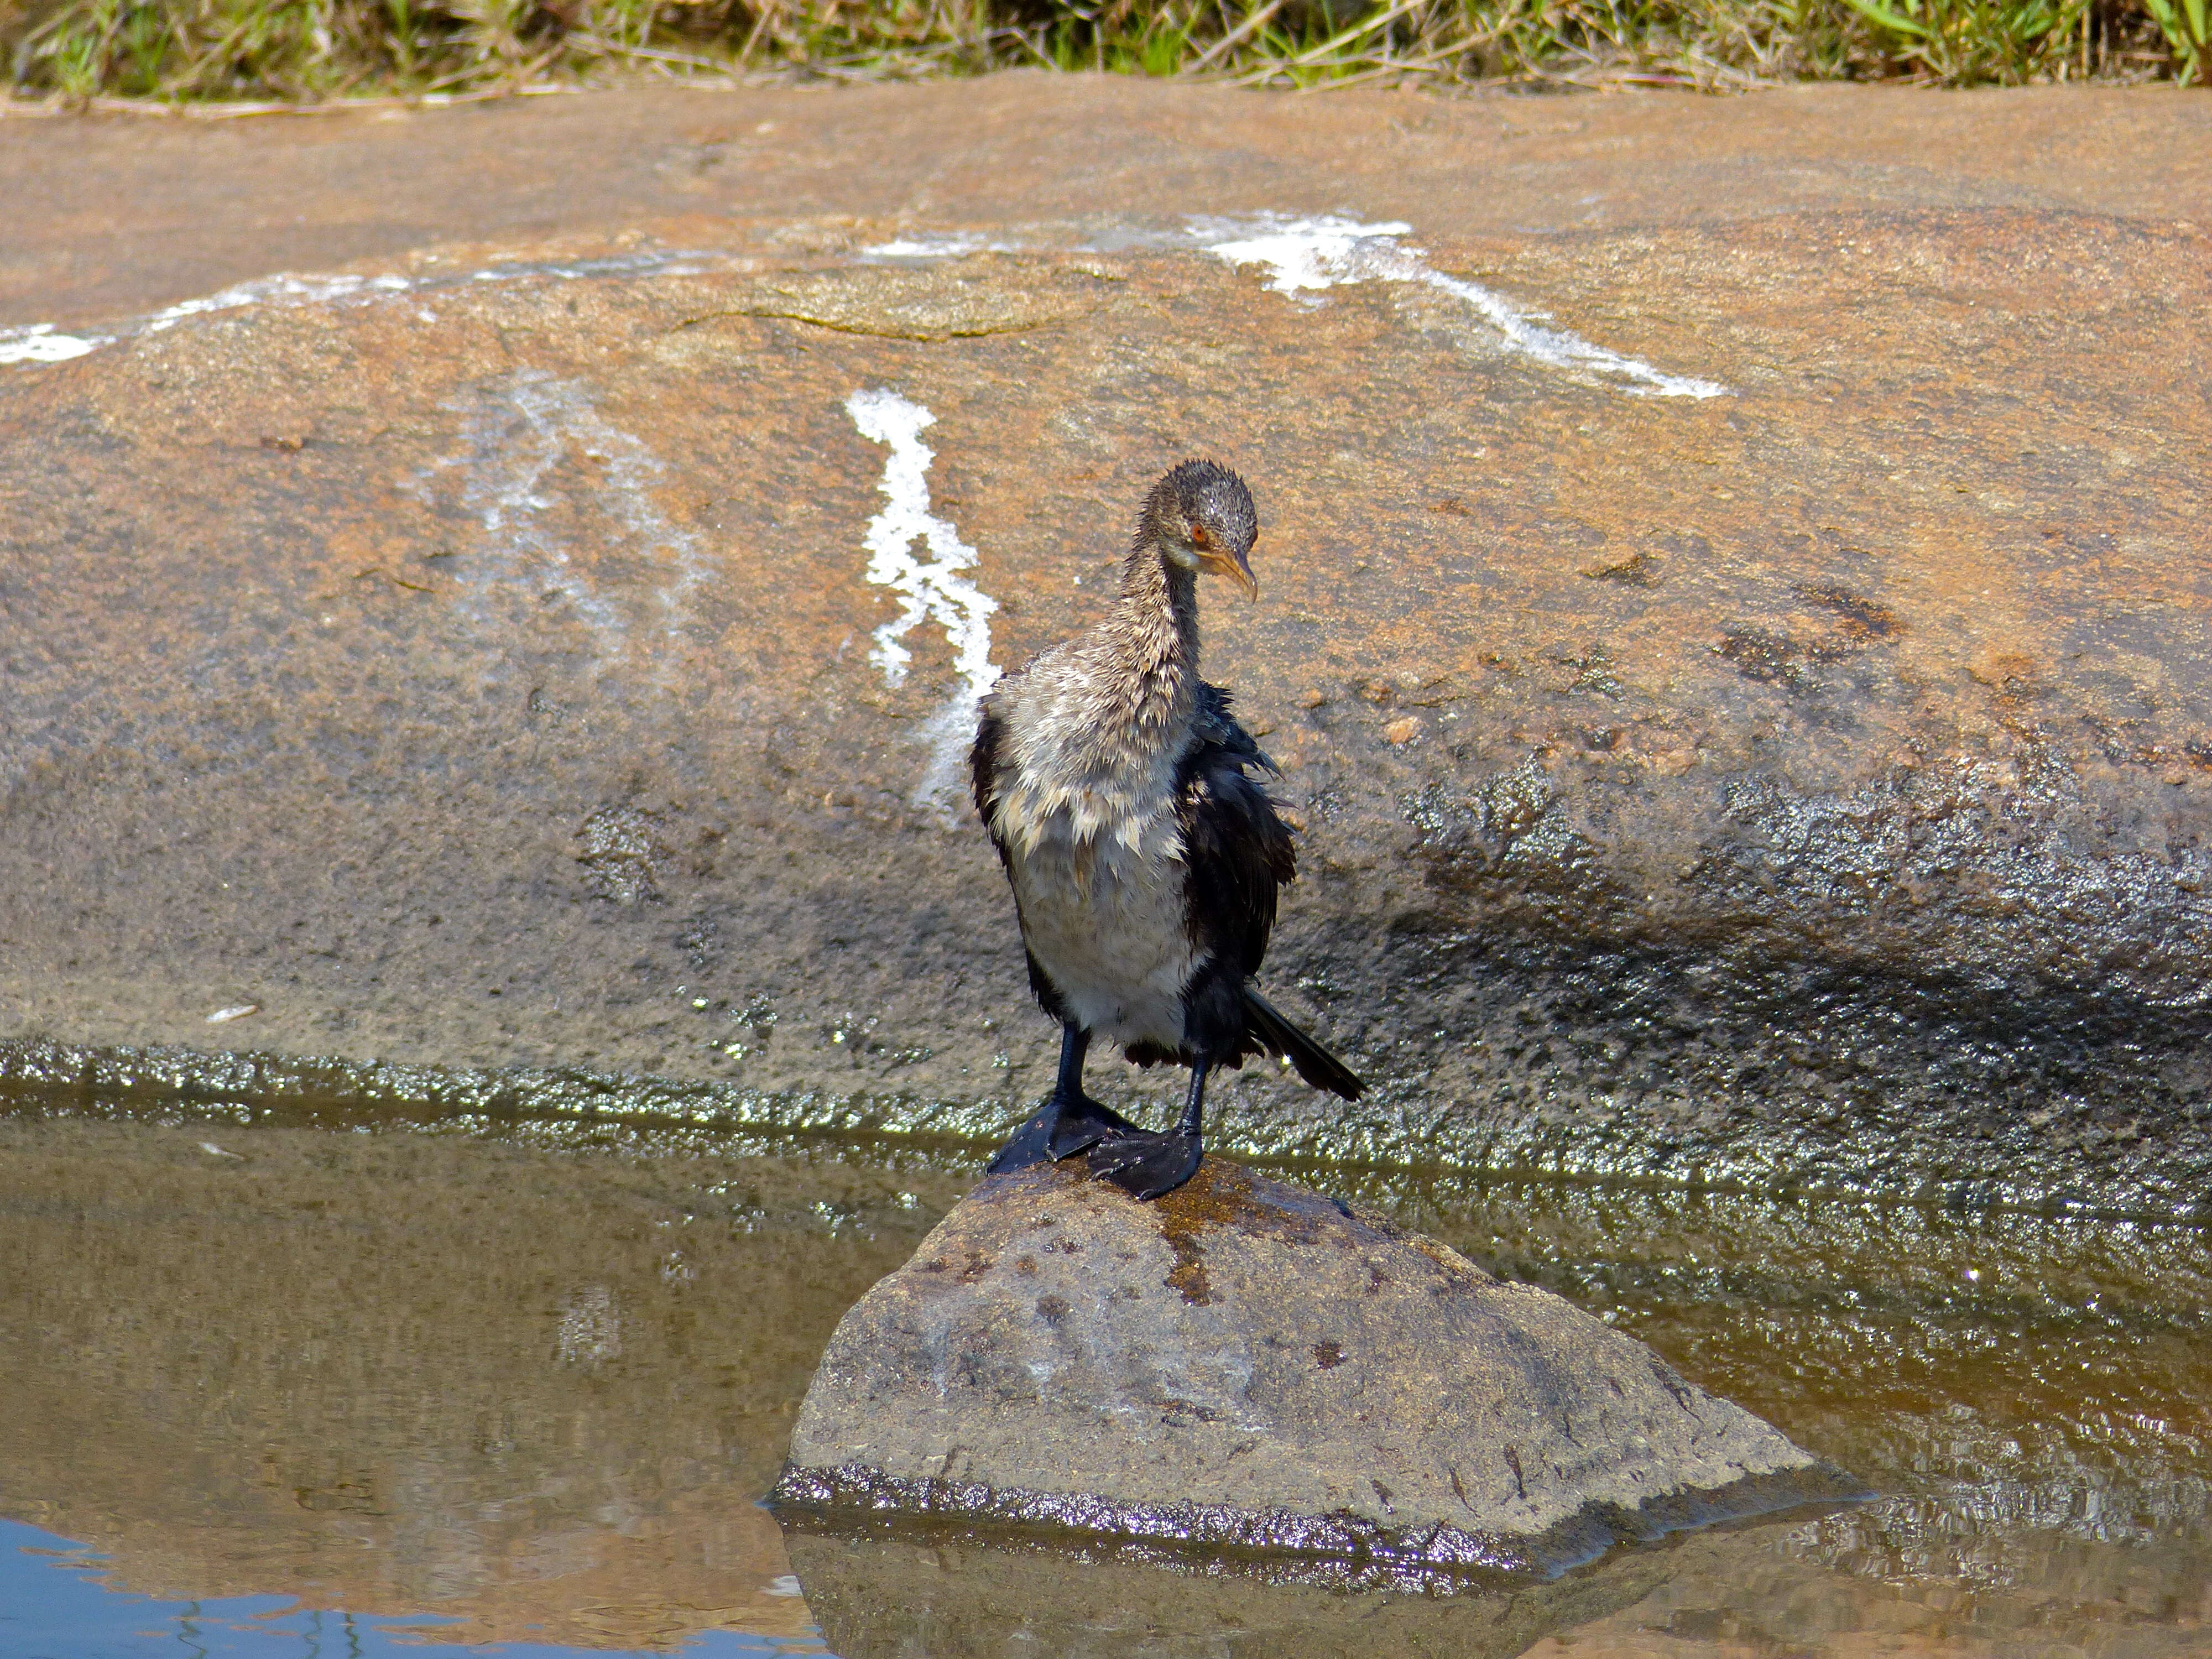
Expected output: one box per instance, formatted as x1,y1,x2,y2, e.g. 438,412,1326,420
1088,1054,1209,1200
985,1025,1142,1176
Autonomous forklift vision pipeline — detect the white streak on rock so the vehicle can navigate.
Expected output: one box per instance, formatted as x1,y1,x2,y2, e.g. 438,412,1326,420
864,233,992,260
143,271,415,334
846,387,1002,823
1202,214,1730,400
1202,216,1414,293
415,369,708,660
0,250,747,369
0,325,105,367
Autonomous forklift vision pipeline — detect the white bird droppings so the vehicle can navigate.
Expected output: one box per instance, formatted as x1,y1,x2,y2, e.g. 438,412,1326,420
199,1142,246,1160
1203,216,1416,294
1202,213,1730,400
10,221,1722,402
0,250,741,371
846,387,1002,825
206,1003,259,1024
0,325,105,367
863,233,995,260
141,270,414,335
415,369,707,660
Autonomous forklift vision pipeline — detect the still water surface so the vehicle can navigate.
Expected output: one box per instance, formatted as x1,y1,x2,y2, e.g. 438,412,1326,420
2,1099,2208,1657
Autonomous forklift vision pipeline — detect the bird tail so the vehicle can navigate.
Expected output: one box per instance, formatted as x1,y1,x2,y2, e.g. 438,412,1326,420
1243,987,1365,1101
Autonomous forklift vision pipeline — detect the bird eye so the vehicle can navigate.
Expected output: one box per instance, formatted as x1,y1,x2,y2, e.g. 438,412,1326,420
1191,526,1212,550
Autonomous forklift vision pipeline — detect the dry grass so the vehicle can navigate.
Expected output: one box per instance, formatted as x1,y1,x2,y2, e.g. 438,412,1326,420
1,0,2199,103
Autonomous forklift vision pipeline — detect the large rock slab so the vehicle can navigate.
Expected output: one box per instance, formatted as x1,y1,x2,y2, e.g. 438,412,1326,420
773,1158,1858,1584
5,81,2210,335
3,79,2210,1212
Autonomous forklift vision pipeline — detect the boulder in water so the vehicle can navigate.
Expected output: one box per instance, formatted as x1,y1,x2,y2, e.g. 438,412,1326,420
775,1157,1861,1585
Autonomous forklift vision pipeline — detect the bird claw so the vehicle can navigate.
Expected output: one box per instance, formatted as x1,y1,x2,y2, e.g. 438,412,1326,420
987,1092,1141,1175
1087,1129,1203,1201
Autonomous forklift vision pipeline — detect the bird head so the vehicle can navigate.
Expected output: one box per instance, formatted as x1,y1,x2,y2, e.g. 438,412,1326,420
1146,460,1259,599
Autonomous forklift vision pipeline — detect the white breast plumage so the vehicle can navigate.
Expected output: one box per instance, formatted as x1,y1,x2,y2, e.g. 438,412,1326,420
990,759,1199,1054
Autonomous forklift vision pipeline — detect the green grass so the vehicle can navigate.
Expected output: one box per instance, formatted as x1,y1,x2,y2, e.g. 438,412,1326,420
2,0,2200,103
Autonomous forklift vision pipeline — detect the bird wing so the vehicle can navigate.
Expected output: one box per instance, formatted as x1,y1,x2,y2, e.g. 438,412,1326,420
1193,681,1279,775
970,690,1013,871
972,684,1072,1021
1177,681,1296,977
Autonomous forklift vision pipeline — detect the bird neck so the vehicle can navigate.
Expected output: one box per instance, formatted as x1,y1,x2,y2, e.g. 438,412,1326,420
1107,534,1200,741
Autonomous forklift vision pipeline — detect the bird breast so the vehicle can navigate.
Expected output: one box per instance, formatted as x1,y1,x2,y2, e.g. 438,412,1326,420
993,773,1198,1051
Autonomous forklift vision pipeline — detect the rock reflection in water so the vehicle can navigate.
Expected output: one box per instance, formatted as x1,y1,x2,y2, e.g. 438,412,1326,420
787,1530,1670,1658
779,1504,2212,1659
789,1501,2212,1658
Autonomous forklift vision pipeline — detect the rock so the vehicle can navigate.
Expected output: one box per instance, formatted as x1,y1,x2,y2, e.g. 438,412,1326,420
773,1158,1860,1584
3,80,2211,1214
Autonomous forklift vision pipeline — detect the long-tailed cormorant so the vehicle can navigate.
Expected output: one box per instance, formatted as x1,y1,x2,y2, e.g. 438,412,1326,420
970,460,1364,1200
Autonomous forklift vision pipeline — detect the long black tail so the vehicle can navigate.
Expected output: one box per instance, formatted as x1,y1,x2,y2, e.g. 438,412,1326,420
1243,987,1365,1101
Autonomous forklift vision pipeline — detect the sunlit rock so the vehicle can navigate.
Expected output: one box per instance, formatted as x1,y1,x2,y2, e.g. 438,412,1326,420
775,1158,1861,1584
4,80,2211,1215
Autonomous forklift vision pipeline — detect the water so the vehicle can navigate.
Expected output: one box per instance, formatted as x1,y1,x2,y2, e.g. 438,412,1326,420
0,1520,817,1657
3,1098,2209,1658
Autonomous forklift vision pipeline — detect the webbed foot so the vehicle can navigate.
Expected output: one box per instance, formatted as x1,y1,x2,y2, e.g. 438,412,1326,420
1086,1128,1203,1200
1048,1093,1140,1159
987,1092,1141,1176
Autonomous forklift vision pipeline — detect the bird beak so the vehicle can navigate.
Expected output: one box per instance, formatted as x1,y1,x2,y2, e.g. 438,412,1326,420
1202,545,1259,600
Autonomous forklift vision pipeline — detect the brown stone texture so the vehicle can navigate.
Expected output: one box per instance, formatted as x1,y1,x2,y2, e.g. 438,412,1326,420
778,1158,1844,1575
2,79,2209,1209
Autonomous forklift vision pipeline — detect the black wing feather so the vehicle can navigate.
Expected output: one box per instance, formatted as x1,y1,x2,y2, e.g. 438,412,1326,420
971,694,1011,870
1175,682,1364,1099
973,688,1069,1022
1177,682,1295,979
1193,682,1277,776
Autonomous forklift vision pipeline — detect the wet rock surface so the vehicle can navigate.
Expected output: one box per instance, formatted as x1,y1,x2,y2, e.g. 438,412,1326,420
773,1158,1858,1582
3,80,2210,1212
